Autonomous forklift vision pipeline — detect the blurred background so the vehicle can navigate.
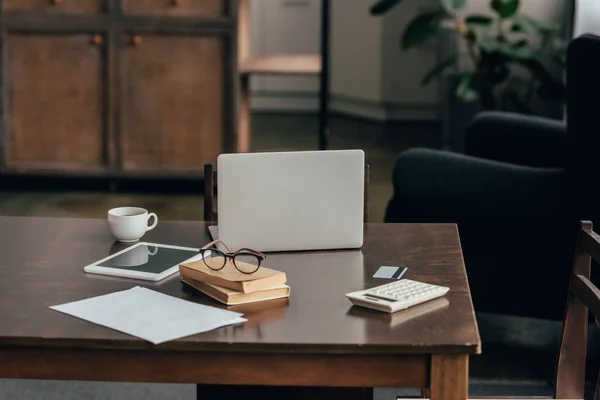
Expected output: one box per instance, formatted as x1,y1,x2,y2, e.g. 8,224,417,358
0,0,572,224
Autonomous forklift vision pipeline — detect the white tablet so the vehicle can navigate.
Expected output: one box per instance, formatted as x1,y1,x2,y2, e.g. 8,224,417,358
83,242,206,282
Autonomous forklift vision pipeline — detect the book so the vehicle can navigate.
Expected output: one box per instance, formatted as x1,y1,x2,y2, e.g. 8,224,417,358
179,258,287,294
181,277,290,306
226,297,290,313
226,298,290,328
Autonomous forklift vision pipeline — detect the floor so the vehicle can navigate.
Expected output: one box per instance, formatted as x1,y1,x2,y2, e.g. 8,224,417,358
0,114,441,224
0,114,591,399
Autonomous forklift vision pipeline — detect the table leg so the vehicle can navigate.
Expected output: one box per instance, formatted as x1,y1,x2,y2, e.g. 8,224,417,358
430,354,469,400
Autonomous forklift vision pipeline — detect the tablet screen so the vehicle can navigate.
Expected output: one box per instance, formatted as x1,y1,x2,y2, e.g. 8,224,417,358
97,244,200,274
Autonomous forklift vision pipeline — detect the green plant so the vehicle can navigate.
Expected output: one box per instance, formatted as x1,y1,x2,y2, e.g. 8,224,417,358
370,0,568,114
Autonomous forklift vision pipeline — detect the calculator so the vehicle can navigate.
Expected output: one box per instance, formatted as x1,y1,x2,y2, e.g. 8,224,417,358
345,279,450,313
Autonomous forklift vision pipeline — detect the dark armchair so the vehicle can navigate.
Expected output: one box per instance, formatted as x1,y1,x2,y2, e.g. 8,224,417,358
384,35,600,322
465,111,566,168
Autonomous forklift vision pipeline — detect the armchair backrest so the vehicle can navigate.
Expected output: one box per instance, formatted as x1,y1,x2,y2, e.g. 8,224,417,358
565,34,600,223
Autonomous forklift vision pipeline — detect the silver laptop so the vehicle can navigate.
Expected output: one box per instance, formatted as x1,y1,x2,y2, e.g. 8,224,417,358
209,149,365,252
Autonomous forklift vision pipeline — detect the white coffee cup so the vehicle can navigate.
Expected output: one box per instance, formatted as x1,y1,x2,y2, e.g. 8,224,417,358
108,207,158,242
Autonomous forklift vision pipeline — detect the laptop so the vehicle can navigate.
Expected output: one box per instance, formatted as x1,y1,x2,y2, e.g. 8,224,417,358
209,149,365,252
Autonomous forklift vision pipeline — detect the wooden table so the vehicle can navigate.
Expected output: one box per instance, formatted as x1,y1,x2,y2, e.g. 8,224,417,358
0,217,481,400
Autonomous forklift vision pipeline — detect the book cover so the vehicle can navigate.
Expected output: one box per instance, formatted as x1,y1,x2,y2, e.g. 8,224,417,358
179,258,286,294
181,277,290,306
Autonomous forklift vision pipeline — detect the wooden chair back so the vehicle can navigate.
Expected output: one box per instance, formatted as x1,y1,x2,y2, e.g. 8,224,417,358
204,162,371,223
552,220,600,400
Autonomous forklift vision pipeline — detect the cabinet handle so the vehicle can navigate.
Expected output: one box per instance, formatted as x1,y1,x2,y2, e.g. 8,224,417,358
131,36,143,46
50,0,63,4
91,35,103,45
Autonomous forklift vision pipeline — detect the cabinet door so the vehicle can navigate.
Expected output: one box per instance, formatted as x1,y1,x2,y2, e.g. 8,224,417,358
5,35,106,169
122,0,225,17
121,35,224,172
3,0,102,13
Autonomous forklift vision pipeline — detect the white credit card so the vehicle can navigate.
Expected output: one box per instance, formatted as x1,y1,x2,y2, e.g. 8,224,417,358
373,266,407,279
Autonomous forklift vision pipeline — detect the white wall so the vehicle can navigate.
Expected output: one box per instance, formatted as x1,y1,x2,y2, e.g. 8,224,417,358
572,0,600,37
381,0,440,120
329,0,385,119
330,0,382,101
249,0,321,112
250,0,442,120
249,0,571,121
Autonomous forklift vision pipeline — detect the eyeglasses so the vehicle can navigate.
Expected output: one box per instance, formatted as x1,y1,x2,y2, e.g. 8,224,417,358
200,239,266,274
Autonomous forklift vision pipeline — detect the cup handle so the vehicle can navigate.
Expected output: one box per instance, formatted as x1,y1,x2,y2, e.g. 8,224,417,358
146,213,158,232
147,246,158,256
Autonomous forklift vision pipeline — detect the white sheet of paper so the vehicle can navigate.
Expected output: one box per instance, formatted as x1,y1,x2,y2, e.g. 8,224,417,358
50,286,247,345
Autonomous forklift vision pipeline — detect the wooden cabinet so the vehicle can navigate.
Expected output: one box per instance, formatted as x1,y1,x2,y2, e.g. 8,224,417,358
0,1,237,178
120,35,224,172
122,0,225,16
3,0,102,13
6,34,105,168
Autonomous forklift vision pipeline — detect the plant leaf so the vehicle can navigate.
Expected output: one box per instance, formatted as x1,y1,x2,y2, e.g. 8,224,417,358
441,0,466,12
370,0,405,15
513,39,529,48
440,19,459,30
471,29,500,52
497,41,538,60
491,0,520,18
511,14,559,34
465,14,493,26
552,37,568,58
401,10,449,50
421,56,458,85
455,74,479,103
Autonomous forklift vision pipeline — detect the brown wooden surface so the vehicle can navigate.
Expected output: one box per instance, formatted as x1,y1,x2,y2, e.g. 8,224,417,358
571,275,600,322
0,217,478,393
236,0,250,153
3,0,102,13
430,354,469,400
237,74,251,153
239,54,322,75
0,347,428,387
580,227,600,265
5,34,105,167
122,0,225,16
555,222,592,400
0,13,233,32
237,0,250,61
0,217,480,354
120,35,223,171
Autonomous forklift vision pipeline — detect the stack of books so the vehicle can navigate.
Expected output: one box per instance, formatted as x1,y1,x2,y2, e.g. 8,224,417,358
179,258,290,306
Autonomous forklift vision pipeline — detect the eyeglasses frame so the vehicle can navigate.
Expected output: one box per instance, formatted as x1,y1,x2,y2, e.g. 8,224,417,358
199,239,266,274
